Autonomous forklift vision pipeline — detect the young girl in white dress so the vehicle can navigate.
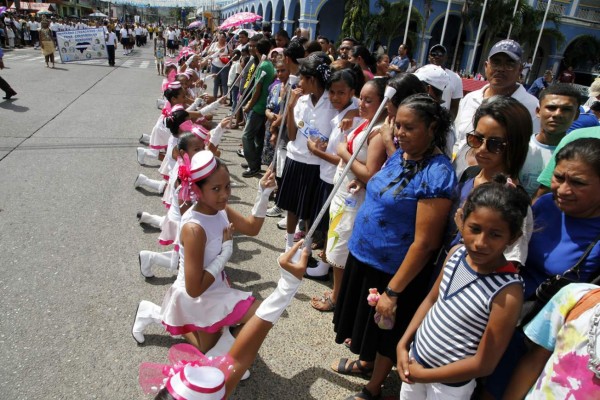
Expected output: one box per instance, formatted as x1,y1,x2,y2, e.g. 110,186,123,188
132,151,276,355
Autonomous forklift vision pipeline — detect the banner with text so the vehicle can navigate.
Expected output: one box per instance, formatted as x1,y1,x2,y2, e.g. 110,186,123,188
56,29,108,63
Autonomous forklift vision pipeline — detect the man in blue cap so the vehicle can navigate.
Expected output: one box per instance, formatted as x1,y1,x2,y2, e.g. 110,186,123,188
453,39,540,176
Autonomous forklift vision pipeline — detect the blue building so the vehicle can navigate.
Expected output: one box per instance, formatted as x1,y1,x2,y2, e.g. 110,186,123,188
217,0,600,84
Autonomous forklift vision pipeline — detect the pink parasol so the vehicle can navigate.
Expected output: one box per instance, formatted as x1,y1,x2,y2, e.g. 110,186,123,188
219,12,262,30
188,20,204,29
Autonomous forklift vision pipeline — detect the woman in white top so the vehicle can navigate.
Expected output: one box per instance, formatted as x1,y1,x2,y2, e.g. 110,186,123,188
275,54,338,251
207,32,231,98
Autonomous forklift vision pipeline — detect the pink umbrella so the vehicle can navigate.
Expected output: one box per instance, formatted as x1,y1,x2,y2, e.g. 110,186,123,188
188,20,204,29
219,12,262,30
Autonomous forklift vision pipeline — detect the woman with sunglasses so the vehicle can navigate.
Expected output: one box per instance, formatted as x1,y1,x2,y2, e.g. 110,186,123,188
445,96,532,268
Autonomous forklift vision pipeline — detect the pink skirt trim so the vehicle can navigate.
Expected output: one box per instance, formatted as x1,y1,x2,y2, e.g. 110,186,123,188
159,239,174,246
163,296,255,335
150,145,168,150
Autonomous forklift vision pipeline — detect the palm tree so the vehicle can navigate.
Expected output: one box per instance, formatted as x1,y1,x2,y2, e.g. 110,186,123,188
512,2,563,54
340,0,371,43
365,0,424,51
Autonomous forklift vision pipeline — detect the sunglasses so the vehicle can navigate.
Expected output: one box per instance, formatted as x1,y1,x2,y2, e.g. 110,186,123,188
430,51,445,58
466,132,507,154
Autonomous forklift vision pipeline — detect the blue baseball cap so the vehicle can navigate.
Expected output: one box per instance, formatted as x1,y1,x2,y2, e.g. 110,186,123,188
488,39,523,62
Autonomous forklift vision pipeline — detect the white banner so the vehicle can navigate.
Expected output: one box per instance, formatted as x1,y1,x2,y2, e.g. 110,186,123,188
56,28,108,63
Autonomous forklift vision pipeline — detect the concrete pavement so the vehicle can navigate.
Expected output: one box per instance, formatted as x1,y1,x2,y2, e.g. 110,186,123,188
0,44,400,399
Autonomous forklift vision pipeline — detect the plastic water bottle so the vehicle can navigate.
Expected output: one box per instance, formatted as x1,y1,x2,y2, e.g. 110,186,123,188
344,189,358,209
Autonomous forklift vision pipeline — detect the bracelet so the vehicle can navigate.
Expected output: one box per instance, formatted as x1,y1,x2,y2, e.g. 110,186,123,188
385,286,401,298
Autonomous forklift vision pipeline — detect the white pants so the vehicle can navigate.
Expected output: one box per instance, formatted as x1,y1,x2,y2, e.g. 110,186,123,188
399,380,476,400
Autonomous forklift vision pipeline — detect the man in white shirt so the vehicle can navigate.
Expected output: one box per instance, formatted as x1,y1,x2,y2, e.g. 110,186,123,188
135,24,143,47
519,84,580,196
427,44,463,120
28,17,39,49
453,39,540,175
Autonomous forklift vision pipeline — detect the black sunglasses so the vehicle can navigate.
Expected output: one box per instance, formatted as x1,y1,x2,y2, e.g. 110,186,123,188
466,132,507,154
430,51,445,58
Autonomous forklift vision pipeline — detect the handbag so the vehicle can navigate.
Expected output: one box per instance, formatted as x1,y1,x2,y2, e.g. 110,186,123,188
519,232,600,326
219,56,230,64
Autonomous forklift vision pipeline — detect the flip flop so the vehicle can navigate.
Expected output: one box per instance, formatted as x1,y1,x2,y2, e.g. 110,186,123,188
344,387,381,400
332,357,374,378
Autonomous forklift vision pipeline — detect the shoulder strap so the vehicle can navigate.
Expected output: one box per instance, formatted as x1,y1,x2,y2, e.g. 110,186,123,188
563,232,600,280
566,288,600,322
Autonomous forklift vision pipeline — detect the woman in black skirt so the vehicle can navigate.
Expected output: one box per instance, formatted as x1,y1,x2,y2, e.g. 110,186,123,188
275,53,338,250
331,94,457,400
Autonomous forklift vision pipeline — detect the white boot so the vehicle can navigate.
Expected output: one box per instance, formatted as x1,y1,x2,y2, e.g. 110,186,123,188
137,147,159,165
139,250,175,278
137,211,165,228
132,300,162,344
134,174,166,193
205,328,250,380
139,134,150,145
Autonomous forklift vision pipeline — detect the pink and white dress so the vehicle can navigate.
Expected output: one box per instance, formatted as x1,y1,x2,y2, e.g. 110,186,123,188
160,209,255,335
150,102,172,152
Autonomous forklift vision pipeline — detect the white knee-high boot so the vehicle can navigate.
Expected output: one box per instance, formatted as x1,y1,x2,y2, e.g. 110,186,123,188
139,134,150,145
139,250,176,278
137,211,165,228
134,174,166,193
205,327,250,380
255,266,302,324
132,300,162,344
136,147,159,165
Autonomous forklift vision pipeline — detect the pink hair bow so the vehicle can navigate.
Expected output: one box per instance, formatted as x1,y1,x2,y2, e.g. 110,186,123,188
161,101,173,117
139,343,234,395
178,153,193,203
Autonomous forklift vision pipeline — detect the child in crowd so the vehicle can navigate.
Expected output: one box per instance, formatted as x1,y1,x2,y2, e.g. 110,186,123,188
154,30,166,76
398,176,528,399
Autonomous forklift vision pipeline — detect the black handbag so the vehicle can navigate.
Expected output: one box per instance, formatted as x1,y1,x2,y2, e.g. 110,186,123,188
519,232,600,326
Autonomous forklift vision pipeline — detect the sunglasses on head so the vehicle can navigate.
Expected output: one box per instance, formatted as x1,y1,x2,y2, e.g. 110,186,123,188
466,132,507,154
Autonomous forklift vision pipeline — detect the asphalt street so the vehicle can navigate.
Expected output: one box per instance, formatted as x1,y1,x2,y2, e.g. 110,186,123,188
0,44,400,399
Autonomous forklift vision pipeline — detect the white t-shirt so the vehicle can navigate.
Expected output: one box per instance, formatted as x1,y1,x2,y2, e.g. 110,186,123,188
320,100,359,183
167,31,176,41
120,28,128,38
287,92,337,165
442,69,463,110
135,27,143,35
106,32,117,46
227,60,241,86
519,135,556,197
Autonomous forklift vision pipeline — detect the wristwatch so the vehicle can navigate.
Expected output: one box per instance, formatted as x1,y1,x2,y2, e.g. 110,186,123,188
385,286,401,298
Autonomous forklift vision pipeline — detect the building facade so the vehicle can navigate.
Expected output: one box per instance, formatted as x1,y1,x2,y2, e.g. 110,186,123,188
217,0,600,84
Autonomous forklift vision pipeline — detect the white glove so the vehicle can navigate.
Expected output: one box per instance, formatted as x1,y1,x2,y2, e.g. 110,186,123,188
251,181,275,218
204,240,233,279
255,266,301,324
186,97,202,112
199,100,220,116
185,54,196,67
209,124,224,147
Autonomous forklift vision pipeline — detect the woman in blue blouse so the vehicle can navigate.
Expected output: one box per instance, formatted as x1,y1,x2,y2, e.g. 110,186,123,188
332,94,457,399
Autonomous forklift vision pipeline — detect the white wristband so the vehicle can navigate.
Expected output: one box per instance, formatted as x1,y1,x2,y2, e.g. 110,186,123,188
200,100,220,116
251,181,275,218
204,240,233,279
255,266,301,324
209,124,224,147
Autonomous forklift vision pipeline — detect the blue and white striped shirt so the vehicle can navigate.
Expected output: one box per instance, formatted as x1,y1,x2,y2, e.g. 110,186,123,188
413,246,523,368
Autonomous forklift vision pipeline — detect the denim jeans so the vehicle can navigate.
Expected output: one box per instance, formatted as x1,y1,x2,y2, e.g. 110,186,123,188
230,85,239,113
242,111,266,172
211,64,230,98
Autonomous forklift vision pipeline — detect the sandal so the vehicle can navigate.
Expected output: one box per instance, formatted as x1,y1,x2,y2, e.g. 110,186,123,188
310,293,335,312
332,357,374,378
345,387,381,400
343,338,352,349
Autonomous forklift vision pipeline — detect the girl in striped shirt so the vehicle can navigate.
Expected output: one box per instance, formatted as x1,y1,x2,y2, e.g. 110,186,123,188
397,176,529,399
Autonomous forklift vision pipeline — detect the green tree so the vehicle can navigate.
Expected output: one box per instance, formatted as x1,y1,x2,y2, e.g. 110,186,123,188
365,0,423,51
340,0,370,43
468,0,562,72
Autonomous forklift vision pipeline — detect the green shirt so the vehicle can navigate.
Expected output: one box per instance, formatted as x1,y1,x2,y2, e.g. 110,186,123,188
537,126,600,187
252,60,275,115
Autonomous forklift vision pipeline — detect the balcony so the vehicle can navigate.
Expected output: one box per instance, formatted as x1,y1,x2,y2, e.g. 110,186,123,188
575,6,600,23
536,1,567,14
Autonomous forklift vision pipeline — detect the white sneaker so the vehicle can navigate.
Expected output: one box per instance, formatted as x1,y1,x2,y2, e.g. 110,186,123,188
277,216,287,230
266,205,284,218
136,147,145,165
139,250,155,278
